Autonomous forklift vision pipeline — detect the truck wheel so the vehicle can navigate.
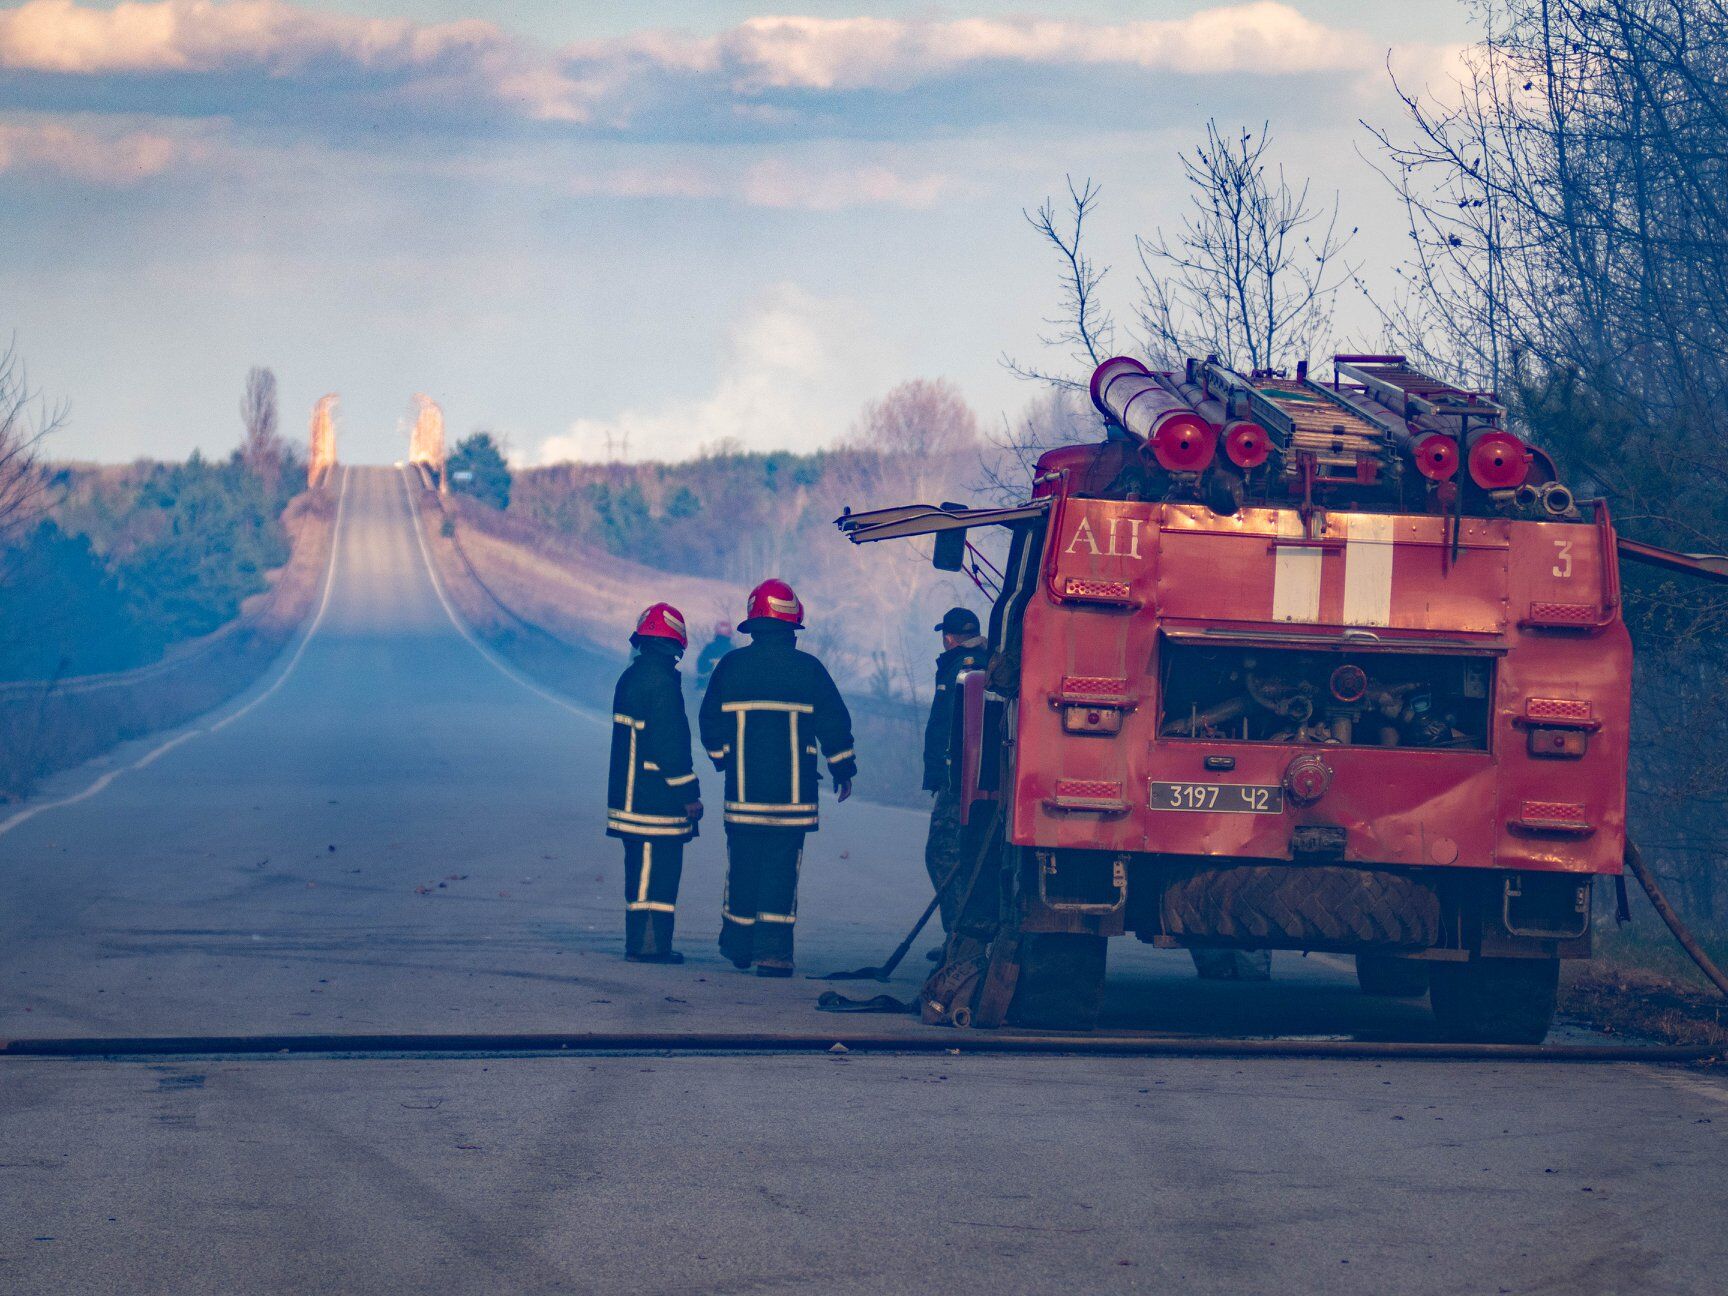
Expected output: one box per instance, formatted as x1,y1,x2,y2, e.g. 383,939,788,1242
1429,957,1558,1044
1006,933,1108,1030
1355,954,1430,998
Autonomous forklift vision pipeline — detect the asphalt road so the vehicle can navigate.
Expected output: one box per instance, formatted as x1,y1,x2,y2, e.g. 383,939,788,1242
1,465,1723,1294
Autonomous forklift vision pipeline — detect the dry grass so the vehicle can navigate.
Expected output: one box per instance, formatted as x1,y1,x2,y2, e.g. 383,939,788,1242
443,493,744,650
417,487,933,805
1562,958,1728,1049
0,489,337,799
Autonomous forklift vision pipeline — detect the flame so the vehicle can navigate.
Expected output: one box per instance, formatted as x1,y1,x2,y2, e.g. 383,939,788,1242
407,393,445,470
308,393,339,488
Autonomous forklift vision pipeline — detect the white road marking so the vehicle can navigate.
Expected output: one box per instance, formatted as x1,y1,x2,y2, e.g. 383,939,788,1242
394,466,605,727
1636,1063,1728,1107
0,465,353,840
1342,513,1395,628
1272,512,1323,622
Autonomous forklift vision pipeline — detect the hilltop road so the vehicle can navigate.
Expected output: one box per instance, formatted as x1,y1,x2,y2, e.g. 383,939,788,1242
0,467,1723,1295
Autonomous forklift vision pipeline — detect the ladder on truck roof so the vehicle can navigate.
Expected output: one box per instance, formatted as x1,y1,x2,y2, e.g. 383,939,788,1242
1331,355,1504,426
1198,358,1401,484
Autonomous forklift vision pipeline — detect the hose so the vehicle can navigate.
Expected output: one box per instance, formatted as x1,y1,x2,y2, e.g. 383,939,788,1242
0,1030,1717,1062
1626,841,1728,998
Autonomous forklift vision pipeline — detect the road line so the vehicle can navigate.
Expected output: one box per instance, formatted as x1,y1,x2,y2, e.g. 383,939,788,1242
395,465,605,727
0,466,352,840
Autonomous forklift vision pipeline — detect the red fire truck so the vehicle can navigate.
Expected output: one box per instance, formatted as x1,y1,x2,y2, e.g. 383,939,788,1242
841,354,1664,1043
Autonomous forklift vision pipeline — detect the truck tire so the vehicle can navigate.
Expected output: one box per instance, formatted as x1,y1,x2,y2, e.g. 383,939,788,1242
1355,954,1430,998
1006,933,1108,1030
1161,864,1440,951
1429,957,1558,1044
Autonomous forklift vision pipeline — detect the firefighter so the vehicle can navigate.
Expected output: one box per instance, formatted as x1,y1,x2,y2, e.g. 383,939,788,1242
606,603,703,964
699,578,856,976
923,606,990,955
694,621,732,693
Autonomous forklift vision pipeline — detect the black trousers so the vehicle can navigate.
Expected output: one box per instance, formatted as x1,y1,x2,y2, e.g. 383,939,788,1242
720,827,805,966
621,837,685,957
923,789,965,934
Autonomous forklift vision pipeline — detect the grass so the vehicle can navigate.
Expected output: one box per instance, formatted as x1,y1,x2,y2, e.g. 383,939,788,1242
0,490,336,800
418,488,934,806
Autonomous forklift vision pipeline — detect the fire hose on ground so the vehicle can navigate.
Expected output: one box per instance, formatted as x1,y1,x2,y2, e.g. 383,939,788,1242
1625,842,1728,999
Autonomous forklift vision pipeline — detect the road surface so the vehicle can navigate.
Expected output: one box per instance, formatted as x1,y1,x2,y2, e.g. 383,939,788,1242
1,466,1723,1294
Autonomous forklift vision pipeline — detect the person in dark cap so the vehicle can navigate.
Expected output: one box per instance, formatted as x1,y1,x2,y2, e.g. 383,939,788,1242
922,606,990,956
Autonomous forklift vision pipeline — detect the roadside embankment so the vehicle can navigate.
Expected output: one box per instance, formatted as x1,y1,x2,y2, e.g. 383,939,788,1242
0,486,338,800
410,480,930,803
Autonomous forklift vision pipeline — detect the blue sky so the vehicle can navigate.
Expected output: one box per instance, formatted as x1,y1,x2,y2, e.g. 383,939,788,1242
0,1,1480,465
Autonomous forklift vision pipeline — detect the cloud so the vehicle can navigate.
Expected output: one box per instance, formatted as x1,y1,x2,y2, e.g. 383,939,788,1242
664,4,1367,94
0,0,590,121
559,154,961,211
0,2,1431,145
0,117,179,182
534,283,894,464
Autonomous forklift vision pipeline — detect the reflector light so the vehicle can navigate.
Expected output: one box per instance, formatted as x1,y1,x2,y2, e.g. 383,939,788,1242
1329,664,1368,703
1223,421,1271,469
1467,430,1532,490
1412,432,1459,481
1149,419,1218,473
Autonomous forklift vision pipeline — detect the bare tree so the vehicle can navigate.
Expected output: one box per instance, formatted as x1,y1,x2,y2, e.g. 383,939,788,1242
240,365,289,494
1003,177,1117,392
1370,0,1728,924
0,344,60,559
1137,121,1356,372
824,379,985,701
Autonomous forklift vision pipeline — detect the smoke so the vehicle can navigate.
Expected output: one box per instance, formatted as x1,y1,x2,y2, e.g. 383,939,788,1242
534,282,898,463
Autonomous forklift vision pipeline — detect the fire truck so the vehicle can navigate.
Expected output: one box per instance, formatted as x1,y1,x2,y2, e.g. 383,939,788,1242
839,353,1697,1044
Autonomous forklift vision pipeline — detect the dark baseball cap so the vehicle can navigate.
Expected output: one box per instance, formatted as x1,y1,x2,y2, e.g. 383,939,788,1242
934,606,981,634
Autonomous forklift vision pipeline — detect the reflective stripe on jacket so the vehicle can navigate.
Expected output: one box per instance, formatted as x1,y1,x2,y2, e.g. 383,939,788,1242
607,644,698,841
698,624,856,832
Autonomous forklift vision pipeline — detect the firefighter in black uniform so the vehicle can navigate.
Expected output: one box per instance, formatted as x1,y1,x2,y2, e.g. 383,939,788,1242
694,621,732,693
606,602,703,963
923,606,991,950
699,578,856,976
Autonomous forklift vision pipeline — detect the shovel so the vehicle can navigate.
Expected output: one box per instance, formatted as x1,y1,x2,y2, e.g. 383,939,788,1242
812,803,999,982
813,890,941,982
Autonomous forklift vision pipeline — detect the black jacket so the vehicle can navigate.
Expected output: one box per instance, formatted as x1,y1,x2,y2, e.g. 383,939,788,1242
606,642,699,841
694,634,732,690
923,636,991,791
699,624,857,832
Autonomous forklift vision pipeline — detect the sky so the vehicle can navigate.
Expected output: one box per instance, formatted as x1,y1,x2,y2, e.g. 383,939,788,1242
0,1,1482,466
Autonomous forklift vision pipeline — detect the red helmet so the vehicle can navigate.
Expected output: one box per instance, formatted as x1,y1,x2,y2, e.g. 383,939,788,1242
633,602,688,650
741,578,804,630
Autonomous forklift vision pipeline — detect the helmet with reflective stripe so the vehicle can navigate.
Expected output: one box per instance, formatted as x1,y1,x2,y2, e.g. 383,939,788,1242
741,578,804,631
633,602,688,649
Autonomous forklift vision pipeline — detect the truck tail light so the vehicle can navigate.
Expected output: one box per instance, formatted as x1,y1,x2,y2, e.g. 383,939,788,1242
1052,677,1133,735
1527,727,1588,758
1466,429,1532,490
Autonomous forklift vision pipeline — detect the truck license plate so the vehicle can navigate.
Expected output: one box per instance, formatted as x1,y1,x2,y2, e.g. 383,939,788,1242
1150,782,1284,814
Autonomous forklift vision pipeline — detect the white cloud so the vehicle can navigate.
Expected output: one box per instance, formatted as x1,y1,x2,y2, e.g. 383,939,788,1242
0,3,1438,138
535,283,895,463
560,155,961,211
0,0,591,121
684,4,1369,93
0,118,179,183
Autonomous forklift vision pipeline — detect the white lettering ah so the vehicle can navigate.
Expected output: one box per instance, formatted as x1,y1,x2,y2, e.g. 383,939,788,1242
1064,517,1100,555
1066,515,1145,559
